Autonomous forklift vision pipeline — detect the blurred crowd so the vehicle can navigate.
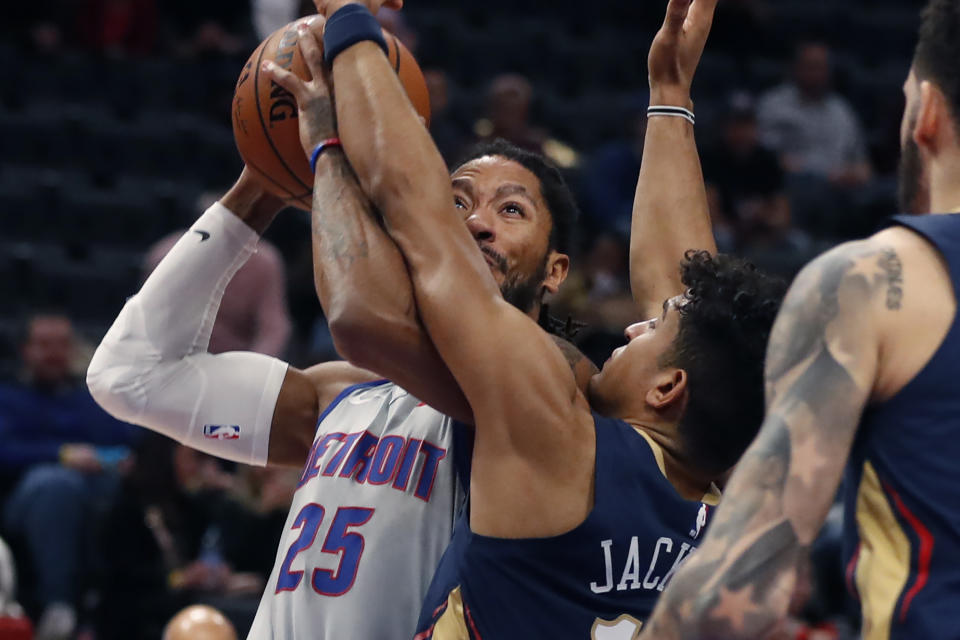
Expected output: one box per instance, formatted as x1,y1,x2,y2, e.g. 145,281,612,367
0,0,927,637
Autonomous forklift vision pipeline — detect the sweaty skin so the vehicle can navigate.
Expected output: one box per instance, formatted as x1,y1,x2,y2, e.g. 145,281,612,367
289,0,723,542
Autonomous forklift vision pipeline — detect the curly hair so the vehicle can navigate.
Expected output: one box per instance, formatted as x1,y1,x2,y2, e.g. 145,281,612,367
662,251,787,475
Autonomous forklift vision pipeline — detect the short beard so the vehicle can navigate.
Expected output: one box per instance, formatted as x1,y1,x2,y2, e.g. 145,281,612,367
898,135,926,214
500,253,549,314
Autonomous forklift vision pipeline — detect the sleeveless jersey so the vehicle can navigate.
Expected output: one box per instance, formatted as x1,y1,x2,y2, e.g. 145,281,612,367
842,214,960,640
248,380,466,639
416,414,717,640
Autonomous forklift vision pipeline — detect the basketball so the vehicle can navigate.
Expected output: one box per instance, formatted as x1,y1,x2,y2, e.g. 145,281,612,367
232,16,431,210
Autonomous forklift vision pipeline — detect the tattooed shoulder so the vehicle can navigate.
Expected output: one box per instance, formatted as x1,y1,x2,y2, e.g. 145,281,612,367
550,335,597,377
766,241,902,382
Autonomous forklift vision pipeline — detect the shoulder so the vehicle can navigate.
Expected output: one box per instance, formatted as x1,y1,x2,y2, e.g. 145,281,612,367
301,360,386,414
774,238,900,365
789,237,899,308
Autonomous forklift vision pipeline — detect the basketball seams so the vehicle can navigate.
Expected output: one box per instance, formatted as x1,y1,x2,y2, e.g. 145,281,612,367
390,35,401,73
246,157,312,204
235,20,429,209
252,30,314,197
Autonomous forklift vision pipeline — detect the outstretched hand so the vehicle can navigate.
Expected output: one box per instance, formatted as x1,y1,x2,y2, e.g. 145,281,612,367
313,0,403,17
648,0,719,105
261,19,338,159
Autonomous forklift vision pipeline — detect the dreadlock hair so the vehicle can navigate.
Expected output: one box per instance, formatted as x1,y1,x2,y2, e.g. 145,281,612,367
662,251,787,476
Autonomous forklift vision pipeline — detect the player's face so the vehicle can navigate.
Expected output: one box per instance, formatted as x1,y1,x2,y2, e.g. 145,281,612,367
451,156,567,312
587,296,684,417
898,68,930,214
22,316,74,385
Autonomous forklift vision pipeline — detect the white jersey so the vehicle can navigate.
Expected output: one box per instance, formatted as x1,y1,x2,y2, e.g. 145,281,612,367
248,380,465,639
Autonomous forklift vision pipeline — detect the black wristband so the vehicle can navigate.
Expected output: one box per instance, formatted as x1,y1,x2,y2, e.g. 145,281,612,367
322,4,389,67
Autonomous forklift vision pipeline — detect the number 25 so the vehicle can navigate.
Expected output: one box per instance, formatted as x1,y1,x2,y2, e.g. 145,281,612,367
275,504,374,596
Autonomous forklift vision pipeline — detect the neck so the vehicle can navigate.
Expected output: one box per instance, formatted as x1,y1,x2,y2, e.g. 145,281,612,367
526,299,543,322
627,416,717,501
929,153,960,213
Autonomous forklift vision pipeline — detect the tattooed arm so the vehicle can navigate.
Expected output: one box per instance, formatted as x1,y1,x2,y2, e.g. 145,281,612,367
304,101,472,423
640,239,900,639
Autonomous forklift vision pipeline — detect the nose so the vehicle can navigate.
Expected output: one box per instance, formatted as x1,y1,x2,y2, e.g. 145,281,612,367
465,208,496,243
624,320,649,341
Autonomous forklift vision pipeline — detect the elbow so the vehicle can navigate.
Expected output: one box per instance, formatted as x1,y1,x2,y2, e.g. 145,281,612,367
328,308,420,375
86,343,142,425
327,310,380,371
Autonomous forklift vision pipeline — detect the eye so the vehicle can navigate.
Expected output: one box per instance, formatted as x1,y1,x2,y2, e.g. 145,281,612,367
501,202,525,218
454,196,468,210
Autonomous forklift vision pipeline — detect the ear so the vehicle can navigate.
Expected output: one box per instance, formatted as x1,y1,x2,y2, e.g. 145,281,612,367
914,80,948,153
542,251,570,295
644,368,688,411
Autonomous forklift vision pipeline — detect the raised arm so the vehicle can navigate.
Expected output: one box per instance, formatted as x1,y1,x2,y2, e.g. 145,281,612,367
640,239,892,639
262,20,472,421
278,3,590,535
87,171,369,469
631,0,718,319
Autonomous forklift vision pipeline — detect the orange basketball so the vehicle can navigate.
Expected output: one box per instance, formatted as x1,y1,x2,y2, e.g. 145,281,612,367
232,16,431,210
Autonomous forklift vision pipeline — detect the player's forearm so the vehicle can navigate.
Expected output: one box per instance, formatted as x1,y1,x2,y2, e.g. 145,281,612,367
311,149,422,363
310,150,474,421
329,42,471,274
219,169,285,235
630,103,715,319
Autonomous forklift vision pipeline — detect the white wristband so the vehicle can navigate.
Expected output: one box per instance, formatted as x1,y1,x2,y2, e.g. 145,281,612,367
647,105,696,126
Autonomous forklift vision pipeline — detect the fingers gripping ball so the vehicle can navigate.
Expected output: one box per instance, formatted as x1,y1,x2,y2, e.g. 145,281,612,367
232,16,431,210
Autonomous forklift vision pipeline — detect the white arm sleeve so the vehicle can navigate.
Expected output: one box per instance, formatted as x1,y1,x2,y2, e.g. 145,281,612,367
87,202,288,467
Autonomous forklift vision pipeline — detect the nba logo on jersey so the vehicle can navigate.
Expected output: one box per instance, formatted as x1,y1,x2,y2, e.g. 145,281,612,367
203,424,241,440
690,504,708,539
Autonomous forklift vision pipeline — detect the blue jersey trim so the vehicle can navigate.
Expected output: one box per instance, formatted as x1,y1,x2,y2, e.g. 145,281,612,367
315,379,392,431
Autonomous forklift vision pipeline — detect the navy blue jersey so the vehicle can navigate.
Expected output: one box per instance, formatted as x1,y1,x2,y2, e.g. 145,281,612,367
416,414,717,639
843,214,960,640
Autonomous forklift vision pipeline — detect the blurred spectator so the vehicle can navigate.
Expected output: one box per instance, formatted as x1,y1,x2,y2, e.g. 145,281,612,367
77,0,158,57
425,69,469,165
165,0,253,57
0,313,140,639
144,220,292,358
96,436,261,640
702,93,811,263
218,467,298,580
578,112,646,235
474,74,546,153
758,42,873,188
551,233,637,333
251,0,299,40
473,74,577,168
